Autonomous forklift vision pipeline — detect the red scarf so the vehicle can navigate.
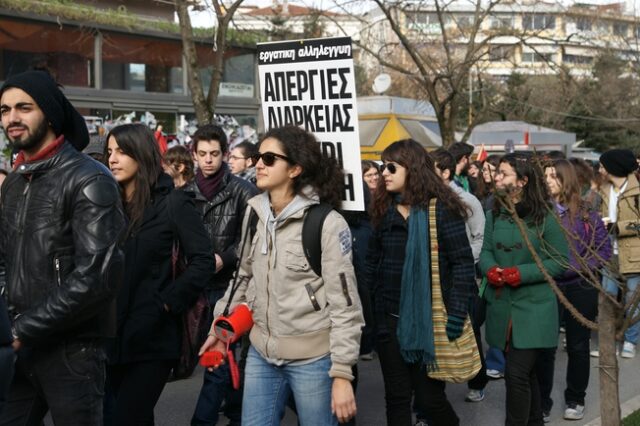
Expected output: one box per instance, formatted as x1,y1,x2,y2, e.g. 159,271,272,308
13,135,66,170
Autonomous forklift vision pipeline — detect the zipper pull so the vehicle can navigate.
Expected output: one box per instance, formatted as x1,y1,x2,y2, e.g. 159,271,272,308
55,258,61,287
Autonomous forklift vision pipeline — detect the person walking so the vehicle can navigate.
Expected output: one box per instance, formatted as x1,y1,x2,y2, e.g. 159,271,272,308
0,70,126,426
104,123,214,426
480,153,569,426
187,125,258,426
199,125,364,426
598,149,640,359
543,159,611,421
366,139,476,426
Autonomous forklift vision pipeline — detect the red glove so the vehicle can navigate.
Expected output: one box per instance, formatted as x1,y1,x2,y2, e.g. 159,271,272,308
487,266,504,287
503,267,521,287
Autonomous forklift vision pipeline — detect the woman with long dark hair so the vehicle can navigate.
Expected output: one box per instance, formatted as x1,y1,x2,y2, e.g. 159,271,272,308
480,153,568,426
544,159,611,420
104,124,214,425
199,125,364,425
366,139,476,425
476,154,502,210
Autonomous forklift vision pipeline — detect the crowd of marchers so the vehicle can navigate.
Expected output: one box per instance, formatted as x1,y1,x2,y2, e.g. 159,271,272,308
0,69,639,426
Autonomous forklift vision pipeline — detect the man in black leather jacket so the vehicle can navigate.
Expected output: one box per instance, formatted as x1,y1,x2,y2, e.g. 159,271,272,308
0,70,126,425
186,124,258,426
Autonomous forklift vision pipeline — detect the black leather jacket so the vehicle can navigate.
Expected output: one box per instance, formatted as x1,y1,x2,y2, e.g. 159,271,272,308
0,142,126,346
184,166,258,290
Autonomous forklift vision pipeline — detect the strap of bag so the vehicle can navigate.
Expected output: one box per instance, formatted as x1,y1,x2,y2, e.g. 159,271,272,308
302,203,333,277
428,199,442,307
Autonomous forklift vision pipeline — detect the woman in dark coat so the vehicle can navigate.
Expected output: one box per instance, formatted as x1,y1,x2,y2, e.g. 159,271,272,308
366,139,476,426
104,124,214,425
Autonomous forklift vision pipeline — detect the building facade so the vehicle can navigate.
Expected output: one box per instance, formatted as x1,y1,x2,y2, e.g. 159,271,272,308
361,0,640,77
0,1,260,134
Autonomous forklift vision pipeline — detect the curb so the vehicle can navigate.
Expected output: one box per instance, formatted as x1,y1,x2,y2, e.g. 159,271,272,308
583,394,640,426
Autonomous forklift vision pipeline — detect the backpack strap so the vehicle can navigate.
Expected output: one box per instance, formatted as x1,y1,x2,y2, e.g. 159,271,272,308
302,203,333,277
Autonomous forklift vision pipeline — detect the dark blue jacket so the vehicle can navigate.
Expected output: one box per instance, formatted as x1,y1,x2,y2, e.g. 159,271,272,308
365,201,476,321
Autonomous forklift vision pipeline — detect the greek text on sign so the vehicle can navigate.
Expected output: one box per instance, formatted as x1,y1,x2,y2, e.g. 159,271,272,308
258,37,364,211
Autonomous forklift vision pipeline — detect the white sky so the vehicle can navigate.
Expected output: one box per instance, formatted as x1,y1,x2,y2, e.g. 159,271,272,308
187,0,640,27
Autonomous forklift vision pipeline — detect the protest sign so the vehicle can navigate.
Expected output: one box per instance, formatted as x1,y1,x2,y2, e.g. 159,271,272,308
258,37,364,211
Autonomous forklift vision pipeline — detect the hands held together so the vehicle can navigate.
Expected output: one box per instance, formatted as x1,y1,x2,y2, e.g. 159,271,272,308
487,266,521,288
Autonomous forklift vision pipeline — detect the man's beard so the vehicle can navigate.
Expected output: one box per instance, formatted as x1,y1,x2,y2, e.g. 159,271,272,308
4,118,50,152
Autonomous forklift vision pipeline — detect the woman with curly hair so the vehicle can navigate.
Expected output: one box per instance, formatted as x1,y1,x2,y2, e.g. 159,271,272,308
199,125,364,425
365,139,476,425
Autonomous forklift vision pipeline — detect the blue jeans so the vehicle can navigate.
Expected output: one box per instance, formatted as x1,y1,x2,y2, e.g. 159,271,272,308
191,289,242,426
485,347,505,372
602,270,640,344
242,346,337,426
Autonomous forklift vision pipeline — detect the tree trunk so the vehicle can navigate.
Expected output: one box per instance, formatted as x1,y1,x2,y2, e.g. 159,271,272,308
206,20,228,115
598,291,621,426
175,0,212,125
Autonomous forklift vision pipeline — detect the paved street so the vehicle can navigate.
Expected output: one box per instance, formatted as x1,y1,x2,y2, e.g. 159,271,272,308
151,333,640,426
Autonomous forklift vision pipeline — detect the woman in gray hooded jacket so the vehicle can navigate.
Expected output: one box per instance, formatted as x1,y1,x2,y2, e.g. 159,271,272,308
200,125,364,426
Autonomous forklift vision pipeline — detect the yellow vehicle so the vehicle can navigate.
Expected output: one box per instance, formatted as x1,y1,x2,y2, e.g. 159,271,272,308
358,96,441,161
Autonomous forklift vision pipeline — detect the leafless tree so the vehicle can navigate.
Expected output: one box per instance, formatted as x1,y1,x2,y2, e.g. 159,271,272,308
175,0,245,124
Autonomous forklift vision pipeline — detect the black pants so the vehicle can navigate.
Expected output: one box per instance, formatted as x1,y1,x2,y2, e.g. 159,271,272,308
505,348,544,426
106,360,174,426
562,282,598,405
0,345,14,418
467,295,488,391
0,340,105,426
377,315,458,426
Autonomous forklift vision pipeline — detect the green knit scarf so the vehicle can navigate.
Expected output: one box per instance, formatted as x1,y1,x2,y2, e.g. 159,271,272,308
396,207,436,370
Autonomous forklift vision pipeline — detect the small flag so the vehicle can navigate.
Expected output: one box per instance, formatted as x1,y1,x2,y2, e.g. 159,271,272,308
476,144,487,161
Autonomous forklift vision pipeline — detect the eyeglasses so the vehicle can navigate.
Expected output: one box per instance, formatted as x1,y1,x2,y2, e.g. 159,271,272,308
228,155,247,161
250,152,293,167
380,162,401,174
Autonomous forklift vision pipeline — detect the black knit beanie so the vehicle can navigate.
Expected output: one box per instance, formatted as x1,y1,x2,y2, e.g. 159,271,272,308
0,70,89,150
600,149,638,178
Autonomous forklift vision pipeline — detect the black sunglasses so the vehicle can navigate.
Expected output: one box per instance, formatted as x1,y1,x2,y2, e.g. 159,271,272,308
380,162,400,174
250,152,293,167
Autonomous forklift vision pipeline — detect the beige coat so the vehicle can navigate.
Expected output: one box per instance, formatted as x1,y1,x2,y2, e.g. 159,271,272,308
600,173,640,274
214,196,364,380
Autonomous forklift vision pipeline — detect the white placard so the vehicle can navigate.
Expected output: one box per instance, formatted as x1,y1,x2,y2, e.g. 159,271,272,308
258,37,364,211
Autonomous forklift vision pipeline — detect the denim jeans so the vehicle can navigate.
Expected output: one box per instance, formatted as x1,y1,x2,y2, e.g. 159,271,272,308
191,288,242,426
486,347,505,372
602,269,640,344
0,339,105,426
242,346,337,426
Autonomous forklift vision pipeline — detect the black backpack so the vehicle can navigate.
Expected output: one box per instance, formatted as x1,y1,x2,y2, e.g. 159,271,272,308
248,203,333,277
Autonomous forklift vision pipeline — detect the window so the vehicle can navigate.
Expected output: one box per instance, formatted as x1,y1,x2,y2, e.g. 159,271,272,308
562,54,593,64
489,46,514,61
575,18,592,31
523,14,556,30
0,17,94,87
490,16,515,29
455,14,474,29
410,12,443,32
614,22,629,37
522,52,554,63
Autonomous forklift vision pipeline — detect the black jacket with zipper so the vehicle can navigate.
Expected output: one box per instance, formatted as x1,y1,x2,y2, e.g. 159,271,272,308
108,174,214,363
0,142,126,346
183,166,258,291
